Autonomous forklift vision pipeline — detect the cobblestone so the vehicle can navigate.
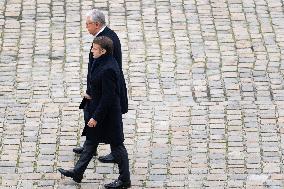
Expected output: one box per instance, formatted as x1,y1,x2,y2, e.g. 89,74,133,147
1,0,284,188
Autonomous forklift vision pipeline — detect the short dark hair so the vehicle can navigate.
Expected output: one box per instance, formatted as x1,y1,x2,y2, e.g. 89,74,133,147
93,36,113,56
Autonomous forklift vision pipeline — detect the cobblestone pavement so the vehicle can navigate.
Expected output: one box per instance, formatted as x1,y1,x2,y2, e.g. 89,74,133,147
1,0,284,188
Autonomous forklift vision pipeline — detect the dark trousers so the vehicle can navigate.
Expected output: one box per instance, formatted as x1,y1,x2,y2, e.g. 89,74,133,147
74,139,130,182
111,143,130,181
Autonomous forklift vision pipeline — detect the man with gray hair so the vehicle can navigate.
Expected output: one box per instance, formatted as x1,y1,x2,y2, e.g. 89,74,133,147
73,9,126,165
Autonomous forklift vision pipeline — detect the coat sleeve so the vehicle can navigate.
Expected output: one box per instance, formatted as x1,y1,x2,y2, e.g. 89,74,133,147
86,62,91,95
92,69,117,123
86,48,94,95
113,36,122,70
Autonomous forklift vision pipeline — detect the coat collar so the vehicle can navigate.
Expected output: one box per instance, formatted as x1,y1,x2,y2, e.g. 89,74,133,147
91,55,112,71
97,26,110,37
95,26,107,37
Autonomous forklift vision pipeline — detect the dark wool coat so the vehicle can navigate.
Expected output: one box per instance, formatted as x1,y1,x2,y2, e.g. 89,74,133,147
86,26,122,96
80,26,128,136
83,55,125,145
97,27,122,68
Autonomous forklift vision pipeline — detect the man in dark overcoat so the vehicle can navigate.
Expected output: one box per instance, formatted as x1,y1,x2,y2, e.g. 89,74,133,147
73,9,127,164
59,36,131,189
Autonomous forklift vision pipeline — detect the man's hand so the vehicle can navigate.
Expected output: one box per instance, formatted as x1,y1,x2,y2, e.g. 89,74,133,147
87,118,97,127
84,93,92,100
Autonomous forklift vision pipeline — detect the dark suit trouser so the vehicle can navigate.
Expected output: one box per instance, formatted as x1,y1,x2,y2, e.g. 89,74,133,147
111,143,130,182
74,139,98,174
74,139,130,182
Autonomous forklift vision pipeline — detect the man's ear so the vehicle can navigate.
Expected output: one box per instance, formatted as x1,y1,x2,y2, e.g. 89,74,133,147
101,49,106,54
94,22,100,27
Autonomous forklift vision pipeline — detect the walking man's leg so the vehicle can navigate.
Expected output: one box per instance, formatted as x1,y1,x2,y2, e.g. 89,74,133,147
59,139,98,183
104,143,131,188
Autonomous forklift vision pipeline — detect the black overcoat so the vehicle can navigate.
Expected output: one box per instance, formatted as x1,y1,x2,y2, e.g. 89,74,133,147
86,26,122,96
84,55,125,145
80,26,128,136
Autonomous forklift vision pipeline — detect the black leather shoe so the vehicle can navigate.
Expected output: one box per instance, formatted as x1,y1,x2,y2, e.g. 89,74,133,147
104,179,131,189
73,146,98,156
98,153,116,163
58,168,83,183
73,146,84,154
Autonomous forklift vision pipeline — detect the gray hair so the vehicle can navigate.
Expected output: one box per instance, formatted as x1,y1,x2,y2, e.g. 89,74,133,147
86,9,106,25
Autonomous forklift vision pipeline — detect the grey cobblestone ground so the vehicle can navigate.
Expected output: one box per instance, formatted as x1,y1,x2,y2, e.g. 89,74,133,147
1,0,284,188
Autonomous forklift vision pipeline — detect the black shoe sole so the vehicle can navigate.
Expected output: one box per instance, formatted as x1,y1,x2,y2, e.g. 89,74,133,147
58,168,83,183
104,184,131,189
73,149,83,154
73,149,98,156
